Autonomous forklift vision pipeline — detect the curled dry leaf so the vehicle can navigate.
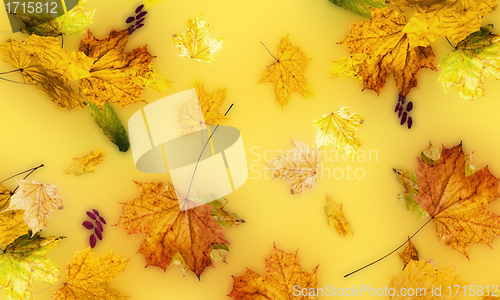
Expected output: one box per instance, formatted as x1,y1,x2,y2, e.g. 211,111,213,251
63,146,105,176
324,195,353,237
259,35,315,108
266,139,320,195
5,180,64,234
229,244,318,299
398,238,419,269
172,14,224,63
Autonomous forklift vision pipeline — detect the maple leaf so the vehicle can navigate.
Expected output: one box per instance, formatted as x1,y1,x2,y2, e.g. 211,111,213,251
259,35,315,108
0,34,93,110
79,29,154,109
329,53,366,82
438,25,500,102
390,260,469,300
324,194,353,236
266,139,320,195
51,247,129,300
4,180,64,235
389,0,497,47
172,14,224,63
0,233,63,300
393,168,429,219
311,107,364,154
399,143,500,257
229,244,318,299
0,184,11,211
87,101,130,152
327,0,386,18
134,63,171,93
63,146,105,176
116,181,232,277
208,197,245,228
332,8,437,96
398,238,419,269
0,210,29,249
14,0,94,37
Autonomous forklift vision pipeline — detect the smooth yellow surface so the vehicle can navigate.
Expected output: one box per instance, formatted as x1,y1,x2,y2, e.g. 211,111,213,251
1,0,500,299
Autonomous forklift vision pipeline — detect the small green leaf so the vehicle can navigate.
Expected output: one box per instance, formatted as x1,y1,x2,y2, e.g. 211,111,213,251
327,0,386,18
87,101,130,152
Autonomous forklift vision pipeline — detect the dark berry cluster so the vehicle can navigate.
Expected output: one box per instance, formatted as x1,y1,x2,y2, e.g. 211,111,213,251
82,209,106,248
126,4,147,35
395,93,413,129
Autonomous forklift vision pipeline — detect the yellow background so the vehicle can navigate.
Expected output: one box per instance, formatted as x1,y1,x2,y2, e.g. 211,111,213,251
1,0,500,299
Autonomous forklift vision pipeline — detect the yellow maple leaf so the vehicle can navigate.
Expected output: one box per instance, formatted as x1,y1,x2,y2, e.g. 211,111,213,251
324,195,353,237
259,35,315,108
0,34,93,110
0,184,10,211
79,29,154,109
390,0,497,47
63,146,105,176
135,62,171,93
398,238,419,269
333,8,437,96
311,107,364,155
51,247,129,299
266,139,320,195
390,260,469,300
172,14,224,63
0,210,29,249
5,180,64,234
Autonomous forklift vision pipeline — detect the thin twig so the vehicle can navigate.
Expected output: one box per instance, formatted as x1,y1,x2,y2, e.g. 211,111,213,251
260,42,277,60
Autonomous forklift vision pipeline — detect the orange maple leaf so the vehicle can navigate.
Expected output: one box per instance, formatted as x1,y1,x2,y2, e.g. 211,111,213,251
115,181,229,277
413,143,500,257
229,244,318,299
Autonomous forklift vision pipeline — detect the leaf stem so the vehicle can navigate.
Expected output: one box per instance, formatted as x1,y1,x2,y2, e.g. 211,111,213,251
1,164,44,184
0,77,31,85
23,282,65,300
260,42,277,61
344,216,434,277
445,37,457,50
0,69,20,75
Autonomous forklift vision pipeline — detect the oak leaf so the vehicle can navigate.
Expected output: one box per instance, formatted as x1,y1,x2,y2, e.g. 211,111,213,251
0,210,29,249
259,35,315,108
116,181,236,277
389,0,497,47
0,233,63,300
324,194,353,236
5,180,64,235
332,8,437,96
398,239,419,269
172,14,224,63
390,260,469,300
229,244,318,299
63,146,105,176
79,29,154,109
87,101,130,152
14,0,94,37
267,139,320,195
311,107,363,154
438,26,500,102
327,0,386,18
0,34,93,110
51,247,129,300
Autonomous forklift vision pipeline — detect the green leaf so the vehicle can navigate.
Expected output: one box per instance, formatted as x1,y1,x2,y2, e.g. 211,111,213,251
393,168,429,219
87,101,130,152
327,0,386,18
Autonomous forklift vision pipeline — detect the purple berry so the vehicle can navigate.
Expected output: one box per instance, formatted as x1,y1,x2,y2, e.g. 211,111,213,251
99,216,106,224
95,228,103,240
398,106,403,118
401,111,407,125
82,221,94,230
135,4,144,13
90,234,97,248
126,16,135,24
137,11,147,19
398,93,403,103
136,17,145,25
86,211,96,220
395,103,400,112
406,101,413,112
136,23,145,29
407,117,413,129
92,209,100,216
95,220,103,232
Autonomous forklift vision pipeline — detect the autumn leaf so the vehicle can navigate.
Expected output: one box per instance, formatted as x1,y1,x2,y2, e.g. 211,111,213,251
0,233,63,300
229,244,318,299
172,14,224,63
51,247,129,300
393,168,429,219
116,181,237,277
79,29,154,109
14,0,94,37
0,184,11,211
208,197,245,228
438,25,500,102
332,8,437,96
266,139,320,195
134,62,171,93
390,260,469,300
259,35,315,108
63,146,105,176
311,107,364,154
389,0,497,47
327,0,386,18
324,194,353,236
87,101,130,152
398,239,419,269
397,143,500,257
4,180,64,234
0,34,93,110
194,79,229,126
